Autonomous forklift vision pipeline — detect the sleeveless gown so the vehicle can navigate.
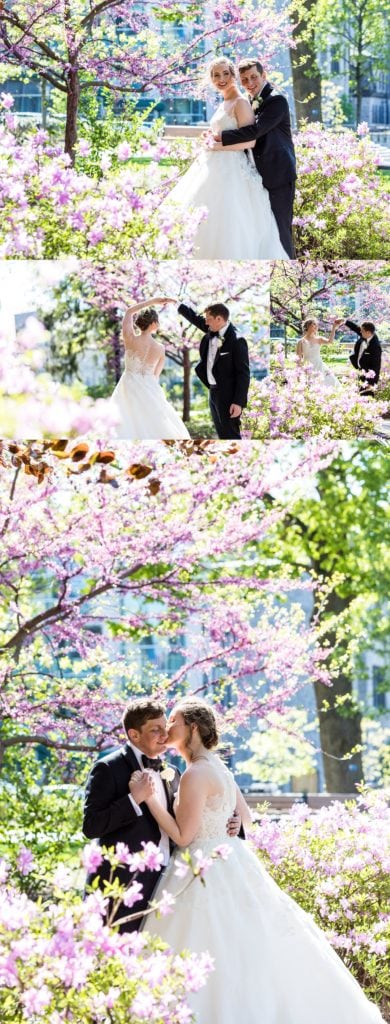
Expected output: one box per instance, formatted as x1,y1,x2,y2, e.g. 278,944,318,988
110,350,190,439
301,339,339,387
166,103,289,260
144,756,384,1024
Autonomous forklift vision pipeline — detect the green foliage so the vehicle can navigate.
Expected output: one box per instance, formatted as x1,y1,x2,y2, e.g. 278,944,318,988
76,90,164,179
238,709,317,787
0,749,86,897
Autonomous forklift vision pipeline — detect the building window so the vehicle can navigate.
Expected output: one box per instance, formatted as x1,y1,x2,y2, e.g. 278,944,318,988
373,666,387,709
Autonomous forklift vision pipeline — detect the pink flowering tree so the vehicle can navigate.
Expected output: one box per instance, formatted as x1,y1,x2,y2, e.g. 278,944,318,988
0,0,293,160
270,259,390,340
0,438,338,775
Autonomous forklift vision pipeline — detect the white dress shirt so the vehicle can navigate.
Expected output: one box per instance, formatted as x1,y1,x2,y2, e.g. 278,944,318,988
357,335,372,367
207,321,229,386
127,741,170,865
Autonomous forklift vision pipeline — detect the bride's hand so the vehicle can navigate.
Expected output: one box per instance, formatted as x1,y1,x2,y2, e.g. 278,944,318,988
155,296,176,307
129,770,156,804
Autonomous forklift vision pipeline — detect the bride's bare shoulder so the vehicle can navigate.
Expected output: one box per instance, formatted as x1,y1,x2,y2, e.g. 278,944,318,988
233,95,254,122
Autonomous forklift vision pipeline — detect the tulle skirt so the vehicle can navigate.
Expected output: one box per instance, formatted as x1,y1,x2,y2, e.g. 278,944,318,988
110,371,190,440
166,149,289,260
144,836,384,1024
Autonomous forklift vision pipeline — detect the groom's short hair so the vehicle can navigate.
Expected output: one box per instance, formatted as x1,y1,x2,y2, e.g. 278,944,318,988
205,303,229,321
361,321,375,334
238,59,264,75
123,697,165,735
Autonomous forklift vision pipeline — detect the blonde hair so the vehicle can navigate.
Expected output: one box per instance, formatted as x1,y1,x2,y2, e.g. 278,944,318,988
209,57,236,85
302,317,318,333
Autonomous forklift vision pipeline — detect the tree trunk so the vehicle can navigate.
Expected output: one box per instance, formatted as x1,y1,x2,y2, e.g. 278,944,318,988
355,10,364,127
291,0,322,126
312,590,364,793
183,347,191,423
64,69,80,163
111,316,122,384
41,79,47,130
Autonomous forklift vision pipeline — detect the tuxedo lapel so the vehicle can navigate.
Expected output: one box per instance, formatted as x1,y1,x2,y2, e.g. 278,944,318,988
259,82,273,104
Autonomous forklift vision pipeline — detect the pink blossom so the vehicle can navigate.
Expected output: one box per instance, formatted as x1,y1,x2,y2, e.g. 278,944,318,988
82,842,104,873
17,846,34,876
117,142,132,162
122,881,144,908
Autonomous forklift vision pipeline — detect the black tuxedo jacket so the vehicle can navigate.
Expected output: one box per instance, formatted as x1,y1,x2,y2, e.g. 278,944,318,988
346,320,382,384
178,303,250,409
83,743,180,905
221,82,296,190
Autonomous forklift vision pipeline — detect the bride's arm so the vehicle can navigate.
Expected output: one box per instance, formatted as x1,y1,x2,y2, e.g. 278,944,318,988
142,769,208,847
318,323,336,345
153,350,165,378
122,297,170,349
234,784,253,831
296,339,303,361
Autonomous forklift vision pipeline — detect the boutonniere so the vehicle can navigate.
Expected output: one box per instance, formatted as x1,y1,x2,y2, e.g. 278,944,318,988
251,95,263,113
216,337,224,349
160,763,175,783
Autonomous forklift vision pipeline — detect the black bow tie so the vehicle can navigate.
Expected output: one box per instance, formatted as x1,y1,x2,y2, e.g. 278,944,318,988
209,331,220,338
142,755,163,771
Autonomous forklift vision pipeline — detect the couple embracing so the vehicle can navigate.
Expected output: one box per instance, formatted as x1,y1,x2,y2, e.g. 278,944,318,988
83,697,383,1024
166,56,296,260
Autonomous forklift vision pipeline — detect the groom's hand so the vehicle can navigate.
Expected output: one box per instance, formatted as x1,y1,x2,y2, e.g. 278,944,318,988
230,403,242,418
226,810,241,837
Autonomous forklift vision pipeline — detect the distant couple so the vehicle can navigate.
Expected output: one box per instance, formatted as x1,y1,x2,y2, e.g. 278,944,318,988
165,56,296,259
297,317,382,393
110,296,250,440
83,696,383,1024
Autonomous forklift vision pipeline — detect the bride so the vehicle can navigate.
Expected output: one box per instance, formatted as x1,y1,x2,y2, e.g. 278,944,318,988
110,297,190,439
134,699,384,1024
165,57,289,260
297,317,340,387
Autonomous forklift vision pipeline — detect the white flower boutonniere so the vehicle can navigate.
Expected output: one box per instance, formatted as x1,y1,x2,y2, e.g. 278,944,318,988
251,96,263,114
160,764,175,783
216,337,224,349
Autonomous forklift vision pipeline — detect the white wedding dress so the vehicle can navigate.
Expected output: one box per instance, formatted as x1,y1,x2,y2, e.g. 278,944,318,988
301,339,339,387
145,755,383,1024
110,350,190,440
166,102,289,259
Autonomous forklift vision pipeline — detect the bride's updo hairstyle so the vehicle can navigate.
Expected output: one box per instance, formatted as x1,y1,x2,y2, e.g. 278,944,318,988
302,317,317,333
135,307,159,331
208,57,236,86
176,698,220,750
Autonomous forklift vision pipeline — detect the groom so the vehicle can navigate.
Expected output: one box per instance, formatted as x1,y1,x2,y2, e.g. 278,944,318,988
210,59,296,258
83,697,240,931
177,300,250,439
333,317,382,394
344,318,382,395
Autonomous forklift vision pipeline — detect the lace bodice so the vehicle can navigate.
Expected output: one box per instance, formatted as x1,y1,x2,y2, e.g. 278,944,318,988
301,339,324,370
124,348,163,377
179,756,237,846
209,103,240,134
